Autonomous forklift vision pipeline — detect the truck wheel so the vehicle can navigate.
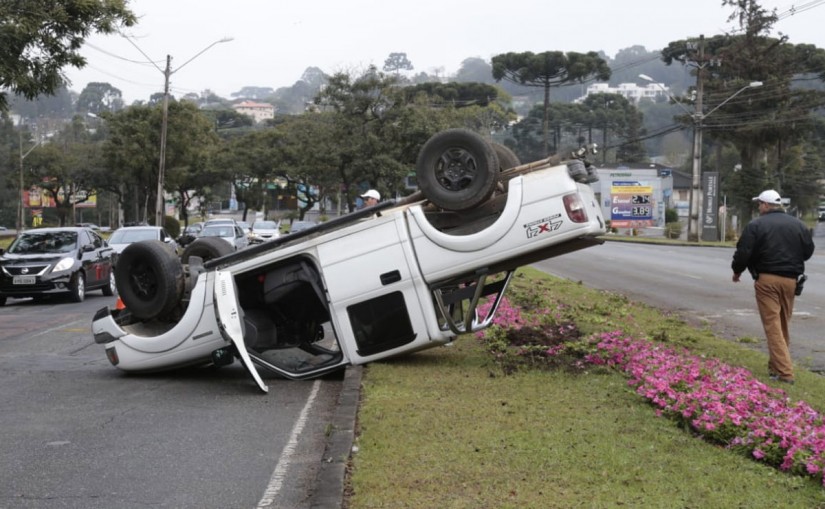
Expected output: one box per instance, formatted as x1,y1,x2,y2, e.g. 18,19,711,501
493,142,520,171
416,129,499,211
116,240,184,321
492,142,520,192
181,237,233,265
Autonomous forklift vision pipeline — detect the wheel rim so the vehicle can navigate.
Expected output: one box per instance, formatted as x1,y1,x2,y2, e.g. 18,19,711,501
77,274,85,299
108,272,116,294
435,147,479,192
128,260,159,300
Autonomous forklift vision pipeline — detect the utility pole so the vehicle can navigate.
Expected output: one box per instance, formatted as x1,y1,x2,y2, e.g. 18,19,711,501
688,35,705,242
155,55,171,227
18,129,41,232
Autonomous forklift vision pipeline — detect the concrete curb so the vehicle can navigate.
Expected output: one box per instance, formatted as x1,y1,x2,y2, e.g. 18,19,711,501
309,365,362,509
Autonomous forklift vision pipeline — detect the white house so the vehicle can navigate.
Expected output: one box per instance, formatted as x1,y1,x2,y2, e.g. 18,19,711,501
232,101,275,123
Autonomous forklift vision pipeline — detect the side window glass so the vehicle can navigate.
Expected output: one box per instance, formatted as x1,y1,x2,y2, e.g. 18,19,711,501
347,292,416,356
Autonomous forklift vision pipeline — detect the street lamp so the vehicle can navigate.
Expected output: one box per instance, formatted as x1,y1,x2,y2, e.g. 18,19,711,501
18,130,41,232
639,74,762,241
125,36,233,226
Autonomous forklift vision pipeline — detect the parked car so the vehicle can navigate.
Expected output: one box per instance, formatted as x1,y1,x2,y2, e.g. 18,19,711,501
248,220,281,244
108,226,178,259
75,222,101,230
288,220,317,234
92,128,605,392
177,222,204,248
199,223,249,251
0,226,116,305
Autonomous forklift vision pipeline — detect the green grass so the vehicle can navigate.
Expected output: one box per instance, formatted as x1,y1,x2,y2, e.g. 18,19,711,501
346,268,825,508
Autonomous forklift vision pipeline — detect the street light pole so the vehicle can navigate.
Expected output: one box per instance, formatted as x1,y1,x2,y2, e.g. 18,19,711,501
639,73,762,241
18,130,41,232
124,36,234,226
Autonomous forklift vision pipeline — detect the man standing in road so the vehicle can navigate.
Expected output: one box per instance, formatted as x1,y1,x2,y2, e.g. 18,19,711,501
731,189,815,385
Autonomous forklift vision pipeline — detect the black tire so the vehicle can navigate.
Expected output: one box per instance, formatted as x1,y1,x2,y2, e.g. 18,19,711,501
492,142,521,193
115,240,184,321
415,129,499,211
180,237,234,265
69,272,85,303
0,297,6,307
492,142,520,171
102,270,116,297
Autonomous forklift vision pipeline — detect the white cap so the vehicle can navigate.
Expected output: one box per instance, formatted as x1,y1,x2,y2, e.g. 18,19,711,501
361,189,380,200
753,189,782,204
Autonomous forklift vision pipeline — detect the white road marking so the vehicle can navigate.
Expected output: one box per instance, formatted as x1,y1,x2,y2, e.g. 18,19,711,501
257,379,321,508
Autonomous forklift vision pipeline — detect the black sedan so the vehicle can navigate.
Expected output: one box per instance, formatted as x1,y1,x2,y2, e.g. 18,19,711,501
0,227,116,306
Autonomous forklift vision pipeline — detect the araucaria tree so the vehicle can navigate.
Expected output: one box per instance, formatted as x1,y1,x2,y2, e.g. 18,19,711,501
491,51,611,155
661,0,825,216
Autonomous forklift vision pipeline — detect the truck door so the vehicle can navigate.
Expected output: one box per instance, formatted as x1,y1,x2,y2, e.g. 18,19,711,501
317,214,436,363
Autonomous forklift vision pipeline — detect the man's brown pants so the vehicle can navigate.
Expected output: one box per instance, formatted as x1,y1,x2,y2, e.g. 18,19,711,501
754,273,797,381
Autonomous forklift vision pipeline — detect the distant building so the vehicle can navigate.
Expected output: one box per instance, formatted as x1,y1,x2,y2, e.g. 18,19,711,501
232,100,275,123
574,82,671,104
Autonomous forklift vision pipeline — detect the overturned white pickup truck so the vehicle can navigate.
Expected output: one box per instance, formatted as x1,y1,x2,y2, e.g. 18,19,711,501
92,129,606,392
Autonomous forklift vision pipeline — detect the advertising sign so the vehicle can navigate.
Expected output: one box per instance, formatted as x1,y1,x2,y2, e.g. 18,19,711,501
610,181,654,228
701,172,719,242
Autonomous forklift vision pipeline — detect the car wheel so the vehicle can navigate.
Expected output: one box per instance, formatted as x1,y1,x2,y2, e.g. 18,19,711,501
102,270,116,297
180,237,234,265
492,142,521,193
415,128,499,211
0,297,6,307
69,272,85,303
116,240,184,321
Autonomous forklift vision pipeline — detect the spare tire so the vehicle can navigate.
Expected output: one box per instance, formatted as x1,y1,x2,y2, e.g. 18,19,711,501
492,142,521,193
115,240,185,321
415,129,499,211
180,237,234,265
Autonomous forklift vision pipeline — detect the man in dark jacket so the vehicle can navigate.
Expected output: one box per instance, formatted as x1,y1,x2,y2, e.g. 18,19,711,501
732,189,815,384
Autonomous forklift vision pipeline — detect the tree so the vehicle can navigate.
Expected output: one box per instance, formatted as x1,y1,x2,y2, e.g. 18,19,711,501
661,0,825,218
454,57,495,84
491,51,611,155
383,52,413,76
76,82,124,114
25,117,102,225
0,0,135,111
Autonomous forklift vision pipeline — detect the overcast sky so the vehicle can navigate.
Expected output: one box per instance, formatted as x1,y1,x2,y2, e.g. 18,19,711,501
63,0,825,103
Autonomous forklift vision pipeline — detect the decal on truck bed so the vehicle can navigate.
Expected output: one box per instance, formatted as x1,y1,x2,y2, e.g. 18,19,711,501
524,214,563,238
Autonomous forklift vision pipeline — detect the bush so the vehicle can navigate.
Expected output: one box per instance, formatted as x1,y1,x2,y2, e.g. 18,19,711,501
664,221,682,239
665,208,679,224
163,215,180,238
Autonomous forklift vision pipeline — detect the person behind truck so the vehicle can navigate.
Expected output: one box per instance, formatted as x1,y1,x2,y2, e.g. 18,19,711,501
360,189,380,208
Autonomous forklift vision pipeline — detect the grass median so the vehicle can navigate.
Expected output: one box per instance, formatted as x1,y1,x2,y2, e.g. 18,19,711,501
345,267,825,508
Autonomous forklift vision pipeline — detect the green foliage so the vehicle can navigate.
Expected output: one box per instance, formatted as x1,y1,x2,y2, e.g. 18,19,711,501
0,1,136,111
163,215,180,238
665,207,679,223
665,221,683,239
492,50,611,154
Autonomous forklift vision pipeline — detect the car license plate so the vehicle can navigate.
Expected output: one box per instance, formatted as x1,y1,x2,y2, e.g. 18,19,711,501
13,275,36,285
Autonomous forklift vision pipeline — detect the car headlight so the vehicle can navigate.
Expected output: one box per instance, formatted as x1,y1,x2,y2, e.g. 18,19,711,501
53,257,75,272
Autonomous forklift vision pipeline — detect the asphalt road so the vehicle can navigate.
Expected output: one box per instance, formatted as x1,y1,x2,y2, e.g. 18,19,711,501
534,221,825,371
0,293,343,509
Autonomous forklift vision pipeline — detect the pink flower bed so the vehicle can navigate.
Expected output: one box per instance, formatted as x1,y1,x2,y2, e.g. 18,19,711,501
587,331,825,481
481,299,825,484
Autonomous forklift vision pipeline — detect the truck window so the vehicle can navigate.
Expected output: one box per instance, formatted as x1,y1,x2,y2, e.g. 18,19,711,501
348,291,416,356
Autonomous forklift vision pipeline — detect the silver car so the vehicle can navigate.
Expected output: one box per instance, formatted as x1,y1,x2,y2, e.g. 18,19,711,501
199,224,249,251
108,226,178,256
248,220,281,244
